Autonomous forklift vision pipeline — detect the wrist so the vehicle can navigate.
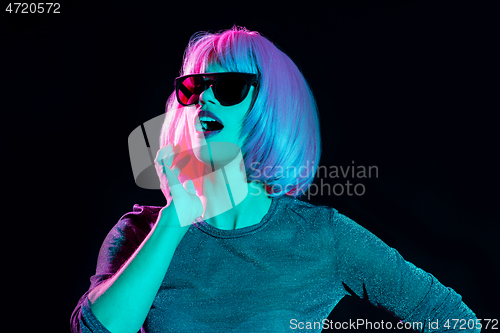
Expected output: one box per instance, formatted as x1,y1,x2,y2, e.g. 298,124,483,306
157,204,192,232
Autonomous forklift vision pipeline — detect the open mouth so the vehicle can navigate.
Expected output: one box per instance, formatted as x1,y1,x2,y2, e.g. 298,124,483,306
199,117,224,131
195,111,224,136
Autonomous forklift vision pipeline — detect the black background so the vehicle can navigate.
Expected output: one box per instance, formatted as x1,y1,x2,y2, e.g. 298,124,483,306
2,1,498,332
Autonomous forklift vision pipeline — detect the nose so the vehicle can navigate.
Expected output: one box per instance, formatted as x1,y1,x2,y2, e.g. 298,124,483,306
198,85,217,106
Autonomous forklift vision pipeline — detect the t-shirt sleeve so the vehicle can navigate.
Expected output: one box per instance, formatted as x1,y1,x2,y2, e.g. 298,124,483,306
70,205,156,333
331,209,479,332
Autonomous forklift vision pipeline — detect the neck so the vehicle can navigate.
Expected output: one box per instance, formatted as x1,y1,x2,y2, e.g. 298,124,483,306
197,151,272,230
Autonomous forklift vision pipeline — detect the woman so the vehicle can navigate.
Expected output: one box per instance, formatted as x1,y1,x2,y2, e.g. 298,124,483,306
71,26,479,333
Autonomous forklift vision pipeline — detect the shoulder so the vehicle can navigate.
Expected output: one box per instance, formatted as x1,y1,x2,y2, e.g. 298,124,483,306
107,204,162,243
276,195,340,225
274,195,342,237
278,195,335,213
275,195,374,243
118,204,163,230
96,204,162,273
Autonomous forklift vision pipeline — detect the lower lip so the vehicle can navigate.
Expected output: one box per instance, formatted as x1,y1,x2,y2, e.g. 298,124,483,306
196,129,223,139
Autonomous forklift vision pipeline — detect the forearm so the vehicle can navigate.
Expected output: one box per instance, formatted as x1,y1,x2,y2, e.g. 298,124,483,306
403,274,479,333
87,204,189,333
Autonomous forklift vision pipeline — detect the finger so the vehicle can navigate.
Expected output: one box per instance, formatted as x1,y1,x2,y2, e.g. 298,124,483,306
163,165,189,200
163,165,181,186
155,148,171,180
173,167,181,179
155,162,167,184
154,159,163,175
183,179,196,195
165,153,175,170
155,144,173,164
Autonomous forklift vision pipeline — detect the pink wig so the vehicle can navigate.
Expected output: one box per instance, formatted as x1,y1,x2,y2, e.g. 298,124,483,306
160,26,321,198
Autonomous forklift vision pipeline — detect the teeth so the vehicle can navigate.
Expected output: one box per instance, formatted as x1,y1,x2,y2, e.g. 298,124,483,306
195,114,223,133
199,116,217,122
195,118,212,131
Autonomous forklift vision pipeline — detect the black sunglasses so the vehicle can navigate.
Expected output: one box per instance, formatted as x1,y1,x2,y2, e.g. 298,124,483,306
174,72,259,107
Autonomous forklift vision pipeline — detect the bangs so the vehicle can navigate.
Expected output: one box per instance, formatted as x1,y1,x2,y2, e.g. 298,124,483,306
182,28,261,75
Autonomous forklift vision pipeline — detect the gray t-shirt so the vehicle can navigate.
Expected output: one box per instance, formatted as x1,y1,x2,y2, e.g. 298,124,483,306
71,195,478,332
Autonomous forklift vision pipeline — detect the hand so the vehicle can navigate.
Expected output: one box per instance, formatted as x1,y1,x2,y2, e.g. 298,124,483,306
154,144,204,227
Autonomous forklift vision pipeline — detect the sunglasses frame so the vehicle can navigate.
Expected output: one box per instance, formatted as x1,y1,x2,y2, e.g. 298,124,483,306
174,72,259,107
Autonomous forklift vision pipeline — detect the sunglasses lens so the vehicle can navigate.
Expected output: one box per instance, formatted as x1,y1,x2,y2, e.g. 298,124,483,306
176,73,253,106
178,76,204,106
216,74,249,105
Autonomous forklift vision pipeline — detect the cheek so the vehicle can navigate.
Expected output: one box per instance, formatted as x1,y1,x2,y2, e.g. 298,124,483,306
230,91,254,127
227,109,247,134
